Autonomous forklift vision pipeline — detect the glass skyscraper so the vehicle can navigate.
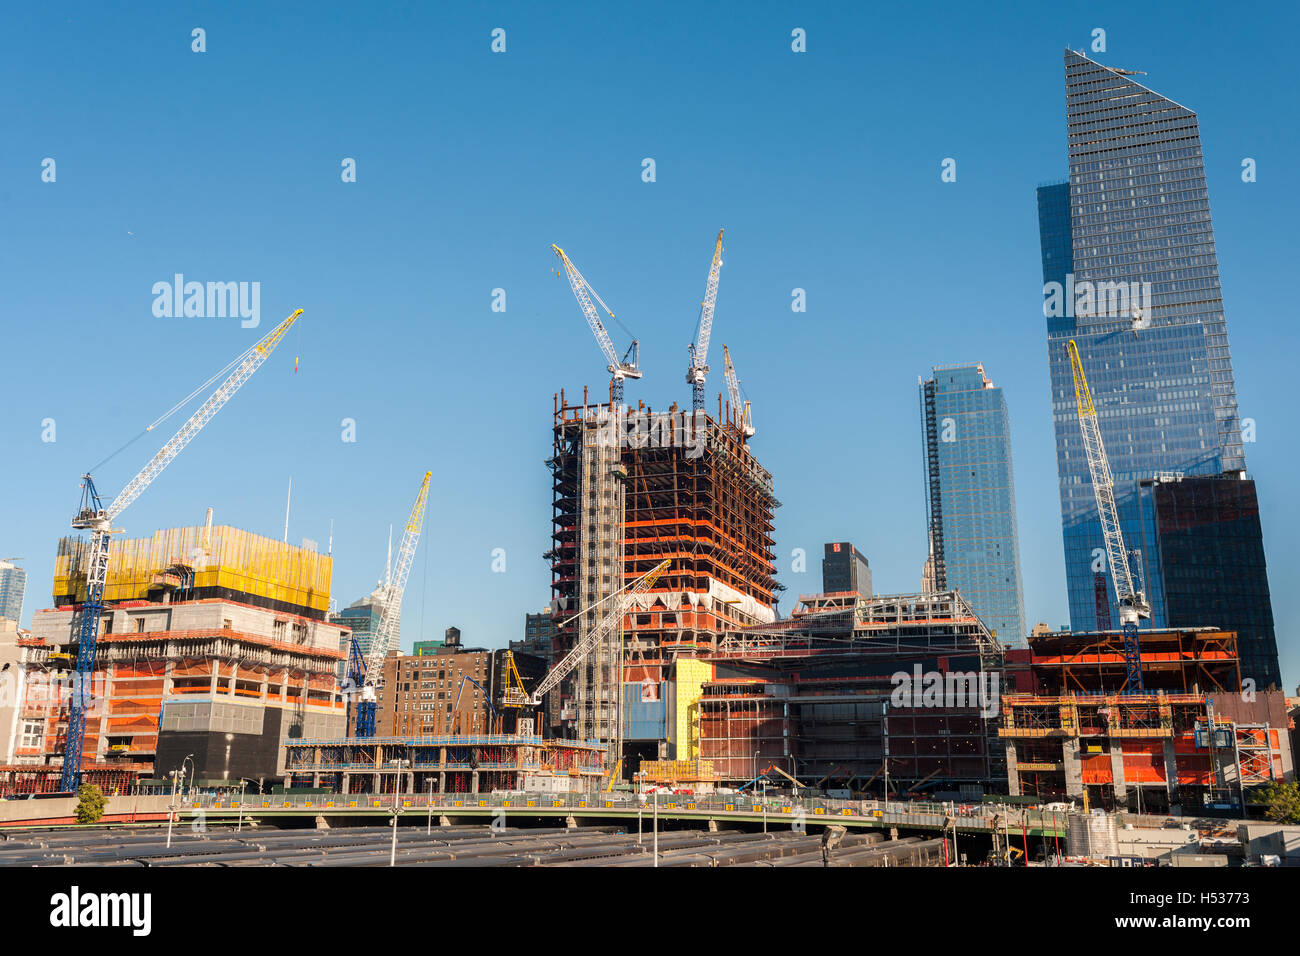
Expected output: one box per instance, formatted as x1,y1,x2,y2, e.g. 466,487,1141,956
920,363,1026,645
1138,474,1280,688
0,560,25,624
329,586,397,659
1038,50,1278,685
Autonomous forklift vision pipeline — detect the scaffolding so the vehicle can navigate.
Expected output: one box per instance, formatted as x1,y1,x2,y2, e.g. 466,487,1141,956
0,764,145,797
549,390,780,755
54,525,333,617
698,591,1004,790
283,734,606,794
574,405,624,748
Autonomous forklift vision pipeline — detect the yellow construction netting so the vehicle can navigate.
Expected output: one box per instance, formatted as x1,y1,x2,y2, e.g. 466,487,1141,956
642,759,715,782
54,525,332,613
674,659,713,761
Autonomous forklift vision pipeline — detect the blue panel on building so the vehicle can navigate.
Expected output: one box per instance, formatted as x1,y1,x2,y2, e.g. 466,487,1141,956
623,684,666,741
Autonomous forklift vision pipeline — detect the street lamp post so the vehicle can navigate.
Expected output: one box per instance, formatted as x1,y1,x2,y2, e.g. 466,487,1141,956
426,779,434,835
636,774,643,845
882,701,890,813
389,758,409,866
165,769,180,849
653,788,659,868
237,779,248,833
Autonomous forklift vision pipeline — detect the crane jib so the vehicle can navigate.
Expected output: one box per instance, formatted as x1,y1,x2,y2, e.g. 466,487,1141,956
59,310,304,791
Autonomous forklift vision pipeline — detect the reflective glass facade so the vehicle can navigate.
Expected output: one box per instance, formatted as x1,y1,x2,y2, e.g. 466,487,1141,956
0,562,25,624
1039,50,1245,632
919,364,1026,645
1140,475,1280,689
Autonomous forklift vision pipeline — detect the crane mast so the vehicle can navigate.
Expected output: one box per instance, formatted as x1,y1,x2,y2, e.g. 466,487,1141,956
552,244,641,405
687,228,725,411
355,471,432,737
721,344,754,439
1065,339,1150,692
60,308,303,791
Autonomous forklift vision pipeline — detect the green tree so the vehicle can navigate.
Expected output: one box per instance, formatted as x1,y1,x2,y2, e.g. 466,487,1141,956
74,783,107,825
1248,782,1300,825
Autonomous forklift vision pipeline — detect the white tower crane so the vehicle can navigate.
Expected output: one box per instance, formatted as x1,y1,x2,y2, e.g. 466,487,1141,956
527,559,670,708
1065,339,1150,692
722,344,754,439
60,309,303,790
686,229,725,411
354,471,432,737
552,245,641,405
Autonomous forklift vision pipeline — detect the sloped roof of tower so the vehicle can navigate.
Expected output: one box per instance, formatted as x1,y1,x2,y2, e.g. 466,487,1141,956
1063,47,1197,117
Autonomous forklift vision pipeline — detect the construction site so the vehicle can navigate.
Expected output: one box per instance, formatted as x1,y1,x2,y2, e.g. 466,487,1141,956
546,389,779,758
693,590,1005,794
1001,626,1293,814
0,237,1293,869
1,523,348,795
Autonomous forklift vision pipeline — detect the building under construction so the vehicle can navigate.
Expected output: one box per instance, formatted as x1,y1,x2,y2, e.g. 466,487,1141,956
0,523,348,794
546,388,780,766
1000,627,1294,813
284,734,606,795
693,590,1006,795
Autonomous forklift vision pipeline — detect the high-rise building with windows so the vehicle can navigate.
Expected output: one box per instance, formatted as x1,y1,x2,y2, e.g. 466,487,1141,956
822,542,872,597
0,560,25,624
329,585,397,660
1038,49,1265,658
919,363,1026,645
1137,473,1280,688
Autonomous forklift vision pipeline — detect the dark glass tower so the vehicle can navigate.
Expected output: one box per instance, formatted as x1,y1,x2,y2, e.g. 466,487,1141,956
920,363,1026,645
822,542,872,597
1138,474,1281,688
1039,49,1250,638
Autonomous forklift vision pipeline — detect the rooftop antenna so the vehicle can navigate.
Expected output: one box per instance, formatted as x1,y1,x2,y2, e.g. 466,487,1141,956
283,477,292,543
328,518,334,557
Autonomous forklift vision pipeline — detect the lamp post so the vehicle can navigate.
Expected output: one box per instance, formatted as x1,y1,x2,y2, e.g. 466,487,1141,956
882,700,890,813
237,778,249,833
635,772,644,844
426,778,434,835
389,758,409,866
653,787,659,868
165,768,180,849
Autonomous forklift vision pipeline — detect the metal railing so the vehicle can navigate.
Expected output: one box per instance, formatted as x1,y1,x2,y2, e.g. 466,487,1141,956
168,791,1067,834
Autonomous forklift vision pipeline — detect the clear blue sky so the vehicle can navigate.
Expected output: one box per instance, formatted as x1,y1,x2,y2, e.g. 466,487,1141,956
2,2,1296,688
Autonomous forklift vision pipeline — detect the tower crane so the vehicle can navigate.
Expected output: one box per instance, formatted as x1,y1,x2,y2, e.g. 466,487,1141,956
686,228,724,411
354,471,432,737
721,344,754,439
60,308,303,791
1065,339,1149,692
517,559,669,742
552,245,641,405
